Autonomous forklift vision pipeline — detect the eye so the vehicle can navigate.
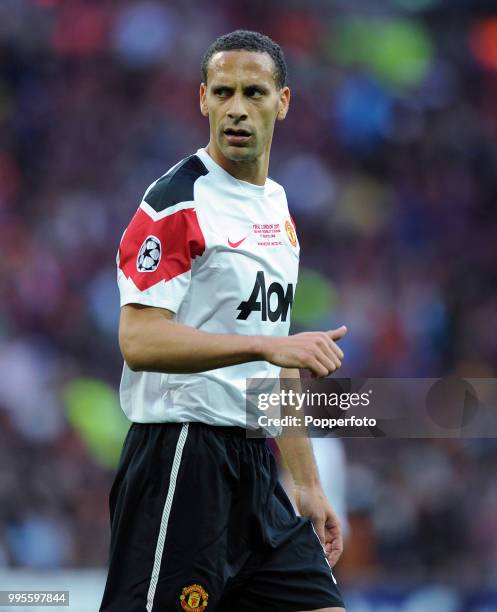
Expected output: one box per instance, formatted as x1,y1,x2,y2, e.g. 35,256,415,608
213,87,231,98
246,87,264,98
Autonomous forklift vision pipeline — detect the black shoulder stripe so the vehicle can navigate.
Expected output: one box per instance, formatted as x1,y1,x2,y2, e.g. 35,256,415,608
144,155,209,213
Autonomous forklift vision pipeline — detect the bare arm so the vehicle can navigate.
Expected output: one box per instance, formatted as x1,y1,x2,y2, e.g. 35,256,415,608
275,367,321,486
119,304,263,373
119,303,347,377
275,367,344,566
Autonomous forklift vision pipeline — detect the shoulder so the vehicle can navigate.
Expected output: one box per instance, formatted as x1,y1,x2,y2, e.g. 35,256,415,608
143,154,209,213
266,176,286,198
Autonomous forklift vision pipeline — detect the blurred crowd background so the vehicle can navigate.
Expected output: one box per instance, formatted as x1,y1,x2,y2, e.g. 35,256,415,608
1,0,497,609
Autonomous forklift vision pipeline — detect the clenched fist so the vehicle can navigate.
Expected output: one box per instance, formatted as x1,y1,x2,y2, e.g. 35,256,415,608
262,326,347,378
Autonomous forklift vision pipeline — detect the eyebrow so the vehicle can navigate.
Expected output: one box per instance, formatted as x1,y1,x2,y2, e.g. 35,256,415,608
211,84,270,94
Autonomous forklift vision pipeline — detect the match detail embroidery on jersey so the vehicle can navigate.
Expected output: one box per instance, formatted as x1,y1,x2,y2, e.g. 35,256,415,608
252,223,283,247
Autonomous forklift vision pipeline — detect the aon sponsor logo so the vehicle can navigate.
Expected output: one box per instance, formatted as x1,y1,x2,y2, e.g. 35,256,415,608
237,271,294,322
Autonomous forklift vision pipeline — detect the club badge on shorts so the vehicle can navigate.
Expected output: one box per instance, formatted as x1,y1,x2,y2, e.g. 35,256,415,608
284,219,297,247
179,583,209,611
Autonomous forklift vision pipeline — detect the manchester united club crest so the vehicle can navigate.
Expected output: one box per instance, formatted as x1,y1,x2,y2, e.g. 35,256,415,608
284,219,297,247
179,584,209,611
136,235,161,272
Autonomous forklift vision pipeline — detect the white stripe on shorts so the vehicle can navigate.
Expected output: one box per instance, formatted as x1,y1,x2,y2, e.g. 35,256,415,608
309,520,338,585
146,423,189,611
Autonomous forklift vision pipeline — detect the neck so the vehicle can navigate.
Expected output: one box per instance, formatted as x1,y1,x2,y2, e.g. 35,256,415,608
205,141,270,186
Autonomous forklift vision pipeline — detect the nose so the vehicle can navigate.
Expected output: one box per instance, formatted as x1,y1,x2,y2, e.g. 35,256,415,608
226,92,248,122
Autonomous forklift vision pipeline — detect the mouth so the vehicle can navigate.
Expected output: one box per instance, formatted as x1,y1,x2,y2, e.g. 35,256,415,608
223,127,252,145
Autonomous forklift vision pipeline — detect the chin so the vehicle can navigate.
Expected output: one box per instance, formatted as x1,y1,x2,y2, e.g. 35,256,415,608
222,146,257,163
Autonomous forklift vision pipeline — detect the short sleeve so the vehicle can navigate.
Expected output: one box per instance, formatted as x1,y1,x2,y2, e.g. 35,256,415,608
116,155,208,312
116,201,205,313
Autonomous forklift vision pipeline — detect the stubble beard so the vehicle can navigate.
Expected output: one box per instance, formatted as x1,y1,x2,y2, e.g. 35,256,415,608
221,143,258,163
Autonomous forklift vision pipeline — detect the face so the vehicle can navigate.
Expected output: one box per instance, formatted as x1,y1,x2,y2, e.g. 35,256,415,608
200,50,290,163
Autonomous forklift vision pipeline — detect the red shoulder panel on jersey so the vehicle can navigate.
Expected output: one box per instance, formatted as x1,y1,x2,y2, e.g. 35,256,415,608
118,207,205,291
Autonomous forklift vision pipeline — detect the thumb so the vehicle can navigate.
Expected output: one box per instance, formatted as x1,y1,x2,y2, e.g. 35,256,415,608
327,325,347,341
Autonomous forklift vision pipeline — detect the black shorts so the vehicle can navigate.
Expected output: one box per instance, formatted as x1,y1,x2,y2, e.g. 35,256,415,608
100,422,345,612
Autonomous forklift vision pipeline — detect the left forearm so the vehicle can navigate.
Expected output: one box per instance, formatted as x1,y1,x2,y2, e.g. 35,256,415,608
276,367,322,488
276,371,344,565
275,435,321,488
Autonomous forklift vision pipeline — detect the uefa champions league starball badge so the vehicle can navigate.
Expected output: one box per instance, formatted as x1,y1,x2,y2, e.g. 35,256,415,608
136,235,162,272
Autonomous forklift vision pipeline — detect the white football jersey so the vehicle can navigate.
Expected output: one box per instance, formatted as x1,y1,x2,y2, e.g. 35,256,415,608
116,147,299,429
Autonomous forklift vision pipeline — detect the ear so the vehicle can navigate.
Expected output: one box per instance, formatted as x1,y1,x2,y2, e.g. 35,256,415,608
277,86,290,121
200,82,209,117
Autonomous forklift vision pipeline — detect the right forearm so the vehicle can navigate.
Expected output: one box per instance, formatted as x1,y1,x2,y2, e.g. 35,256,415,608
120,310,266,374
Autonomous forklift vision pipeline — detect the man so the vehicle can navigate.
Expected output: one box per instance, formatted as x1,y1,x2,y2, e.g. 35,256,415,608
100,30,347,612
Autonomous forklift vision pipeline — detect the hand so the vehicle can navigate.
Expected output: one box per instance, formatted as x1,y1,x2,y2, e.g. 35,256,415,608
262,326,347,378
294,484,343,567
